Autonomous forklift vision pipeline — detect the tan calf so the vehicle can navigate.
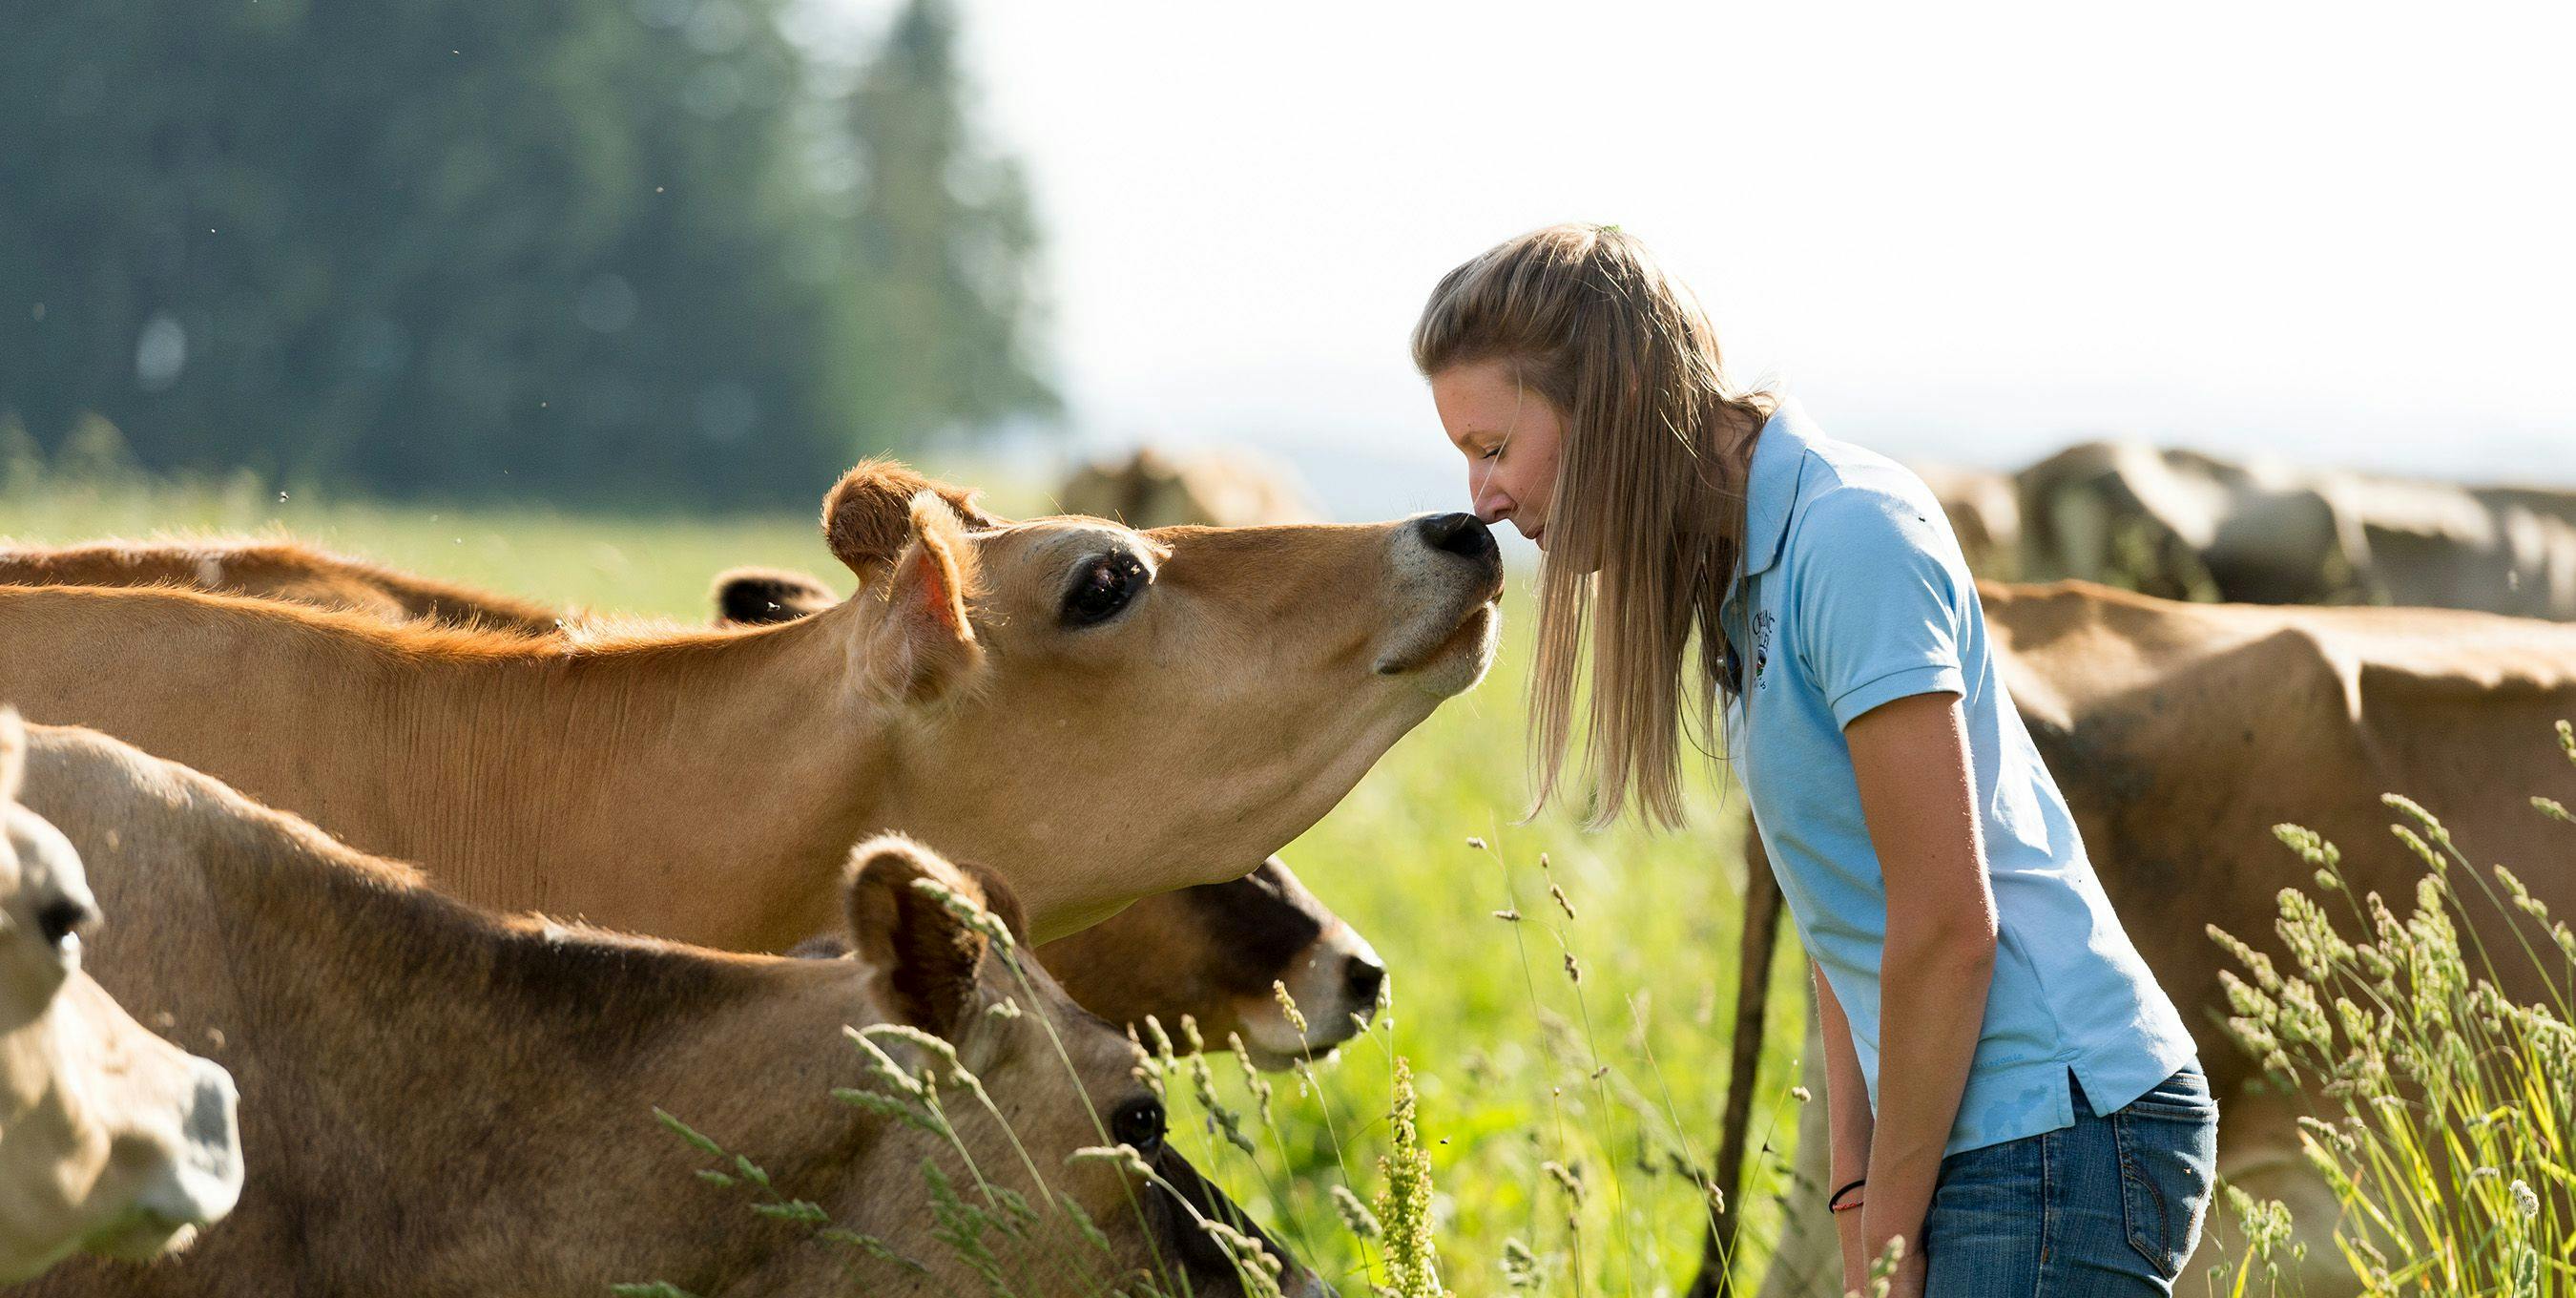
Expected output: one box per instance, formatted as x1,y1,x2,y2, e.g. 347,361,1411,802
0,461,1503,949
1,713,240,1283
14,722,1318,1297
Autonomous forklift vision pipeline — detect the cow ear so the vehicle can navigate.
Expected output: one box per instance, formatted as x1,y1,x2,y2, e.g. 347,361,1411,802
712,567,839,627
856,493,985,704
0,708,23,806
841,836,1006,1038
821,461,1003,584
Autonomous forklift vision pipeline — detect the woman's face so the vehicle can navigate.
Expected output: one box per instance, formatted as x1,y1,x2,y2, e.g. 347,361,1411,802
1430,358,1565,550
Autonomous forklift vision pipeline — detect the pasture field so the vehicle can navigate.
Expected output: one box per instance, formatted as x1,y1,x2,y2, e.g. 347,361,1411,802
17,471,2576,1296
1,470,1815,1296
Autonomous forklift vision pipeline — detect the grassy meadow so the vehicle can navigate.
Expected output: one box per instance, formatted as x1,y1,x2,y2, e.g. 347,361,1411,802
2,468,1817,1296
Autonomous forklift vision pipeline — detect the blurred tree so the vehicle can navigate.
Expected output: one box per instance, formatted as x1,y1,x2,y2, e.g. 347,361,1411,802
847,0,1058,447
0,0,1049,506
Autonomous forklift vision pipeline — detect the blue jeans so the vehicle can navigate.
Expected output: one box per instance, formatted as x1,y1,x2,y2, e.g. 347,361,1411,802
1922,1067,2218,1296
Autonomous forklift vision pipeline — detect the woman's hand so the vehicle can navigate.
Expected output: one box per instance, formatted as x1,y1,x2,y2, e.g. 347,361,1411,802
1843,690,1999,1287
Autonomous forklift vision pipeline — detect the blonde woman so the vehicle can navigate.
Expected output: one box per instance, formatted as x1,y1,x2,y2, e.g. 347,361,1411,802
1415,224,2214,1297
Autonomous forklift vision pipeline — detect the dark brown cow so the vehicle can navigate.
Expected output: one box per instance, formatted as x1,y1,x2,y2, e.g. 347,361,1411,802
14,722,1321,1297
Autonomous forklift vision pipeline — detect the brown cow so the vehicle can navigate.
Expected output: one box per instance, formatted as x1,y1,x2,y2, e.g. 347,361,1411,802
0,539,567,636
0,461,1504,950
1723,580,2576,1297
1057,447,1318,530
802,856,1389,1069
0,543,1393,1065
1,712,241,1283
708,571,1396,1062
13,722,1320,1297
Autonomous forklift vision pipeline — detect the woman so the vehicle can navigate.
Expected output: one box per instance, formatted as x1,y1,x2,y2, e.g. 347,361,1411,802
1414,224,2215,1296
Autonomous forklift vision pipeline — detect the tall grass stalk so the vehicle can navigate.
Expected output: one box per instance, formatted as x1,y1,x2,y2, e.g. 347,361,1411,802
2208,723,2576,1296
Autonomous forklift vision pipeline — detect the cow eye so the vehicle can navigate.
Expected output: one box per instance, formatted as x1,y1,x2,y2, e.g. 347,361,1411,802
1062,554,1147,627
36,897,93,953
1110,1096,1167,1157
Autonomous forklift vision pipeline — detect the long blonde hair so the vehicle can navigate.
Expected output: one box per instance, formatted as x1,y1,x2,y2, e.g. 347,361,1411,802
1412,223,1771,828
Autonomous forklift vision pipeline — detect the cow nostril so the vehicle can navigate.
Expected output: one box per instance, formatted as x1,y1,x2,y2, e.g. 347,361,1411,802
1416,512,1498,562
1344,954,1386,1013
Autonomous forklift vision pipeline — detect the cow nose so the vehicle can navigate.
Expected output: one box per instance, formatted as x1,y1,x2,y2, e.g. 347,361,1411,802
1343,952,1385,1016
145,1059,244,1229
1414,512,1498,563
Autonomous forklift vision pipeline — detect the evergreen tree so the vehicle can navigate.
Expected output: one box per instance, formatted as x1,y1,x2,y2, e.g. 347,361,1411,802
0,0,1049,505
847,0,1057,446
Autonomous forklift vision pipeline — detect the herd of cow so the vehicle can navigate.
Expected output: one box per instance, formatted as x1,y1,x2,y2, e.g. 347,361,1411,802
0,454,1503,1294
1,439,2570,1297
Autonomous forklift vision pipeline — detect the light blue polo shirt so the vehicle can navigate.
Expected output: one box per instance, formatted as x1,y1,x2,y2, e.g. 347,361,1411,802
1721,399,2197,1157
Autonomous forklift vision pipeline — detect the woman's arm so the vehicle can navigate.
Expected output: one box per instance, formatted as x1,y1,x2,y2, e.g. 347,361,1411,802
1813,959,1875,1289
1846,690,1998,1289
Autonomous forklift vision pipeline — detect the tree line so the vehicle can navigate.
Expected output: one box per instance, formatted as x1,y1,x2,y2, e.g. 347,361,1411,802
0,0,1051,507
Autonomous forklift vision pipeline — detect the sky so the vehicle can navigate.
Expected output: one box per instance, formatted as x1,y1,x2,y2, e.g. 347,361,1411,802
810,0,2574,521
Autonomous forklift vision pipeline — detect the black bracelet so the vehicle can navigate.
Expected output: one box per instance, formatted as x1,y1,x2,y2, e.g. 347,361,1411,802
1827,1178,1866,1212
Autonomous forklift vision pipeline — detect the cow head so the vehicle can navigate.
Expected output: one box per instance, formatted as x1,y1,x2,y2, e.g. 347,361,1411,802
0,711,242,1282
1038,858,1384,1070
813,461,1504,940
822,837,1323,1296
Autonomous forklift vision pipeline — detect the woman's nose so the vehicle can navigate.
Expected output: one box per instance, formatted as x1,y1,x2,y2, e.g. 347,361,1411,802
1469,475,1511,525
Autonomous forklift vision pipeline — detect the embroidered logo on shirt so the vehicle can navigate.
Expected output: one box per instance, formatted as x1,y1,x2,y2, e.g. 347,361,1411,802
1752,609,1776,689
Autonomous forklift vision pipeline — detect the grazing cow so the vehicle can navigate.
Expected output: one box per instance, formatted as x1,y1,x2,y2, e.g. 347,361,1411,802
1906,462,2022,579
1057,448,1318,529
0,713,241,1283
13,722,1320,1298
0,461,1505,950
1716,581,2576,1297
803,856,1390,1069
2016,440,2576,618
0,544,1393,1065
0,539,566,636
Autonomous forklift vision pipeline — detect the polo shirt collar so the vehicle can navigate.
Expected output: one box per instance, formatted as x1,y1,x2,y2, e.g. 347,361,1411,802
1734,398,1814,585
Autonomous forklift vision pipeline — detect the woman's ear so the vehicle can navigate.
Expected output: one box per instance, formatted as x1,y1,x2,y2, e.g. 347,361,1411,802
856,493,986,704
821,461,1003,584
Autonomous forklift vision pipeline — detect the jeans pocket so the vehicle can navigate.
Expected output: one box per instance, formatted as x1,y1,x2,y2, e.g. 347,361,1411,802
2112,1072,2219,1279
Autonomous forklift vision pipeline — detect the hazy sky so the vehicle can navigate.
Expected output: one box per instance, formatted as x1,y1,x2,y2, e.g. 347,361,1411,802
814,1,2573,518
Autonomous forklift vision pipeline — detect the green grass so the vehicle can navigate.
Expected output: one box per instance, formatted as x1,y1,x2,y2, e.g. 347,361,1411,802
1,471,1815,1296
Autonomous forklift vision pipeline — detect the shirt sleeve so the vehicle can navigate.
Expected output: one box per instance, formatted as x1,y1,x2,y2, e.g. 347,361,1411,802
1788,485,1969,728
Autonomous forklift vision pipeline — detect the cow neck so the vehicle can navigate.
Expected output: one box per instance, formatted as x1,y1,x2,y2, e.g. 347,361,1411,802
164,778,904,1288
368,592,908,952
